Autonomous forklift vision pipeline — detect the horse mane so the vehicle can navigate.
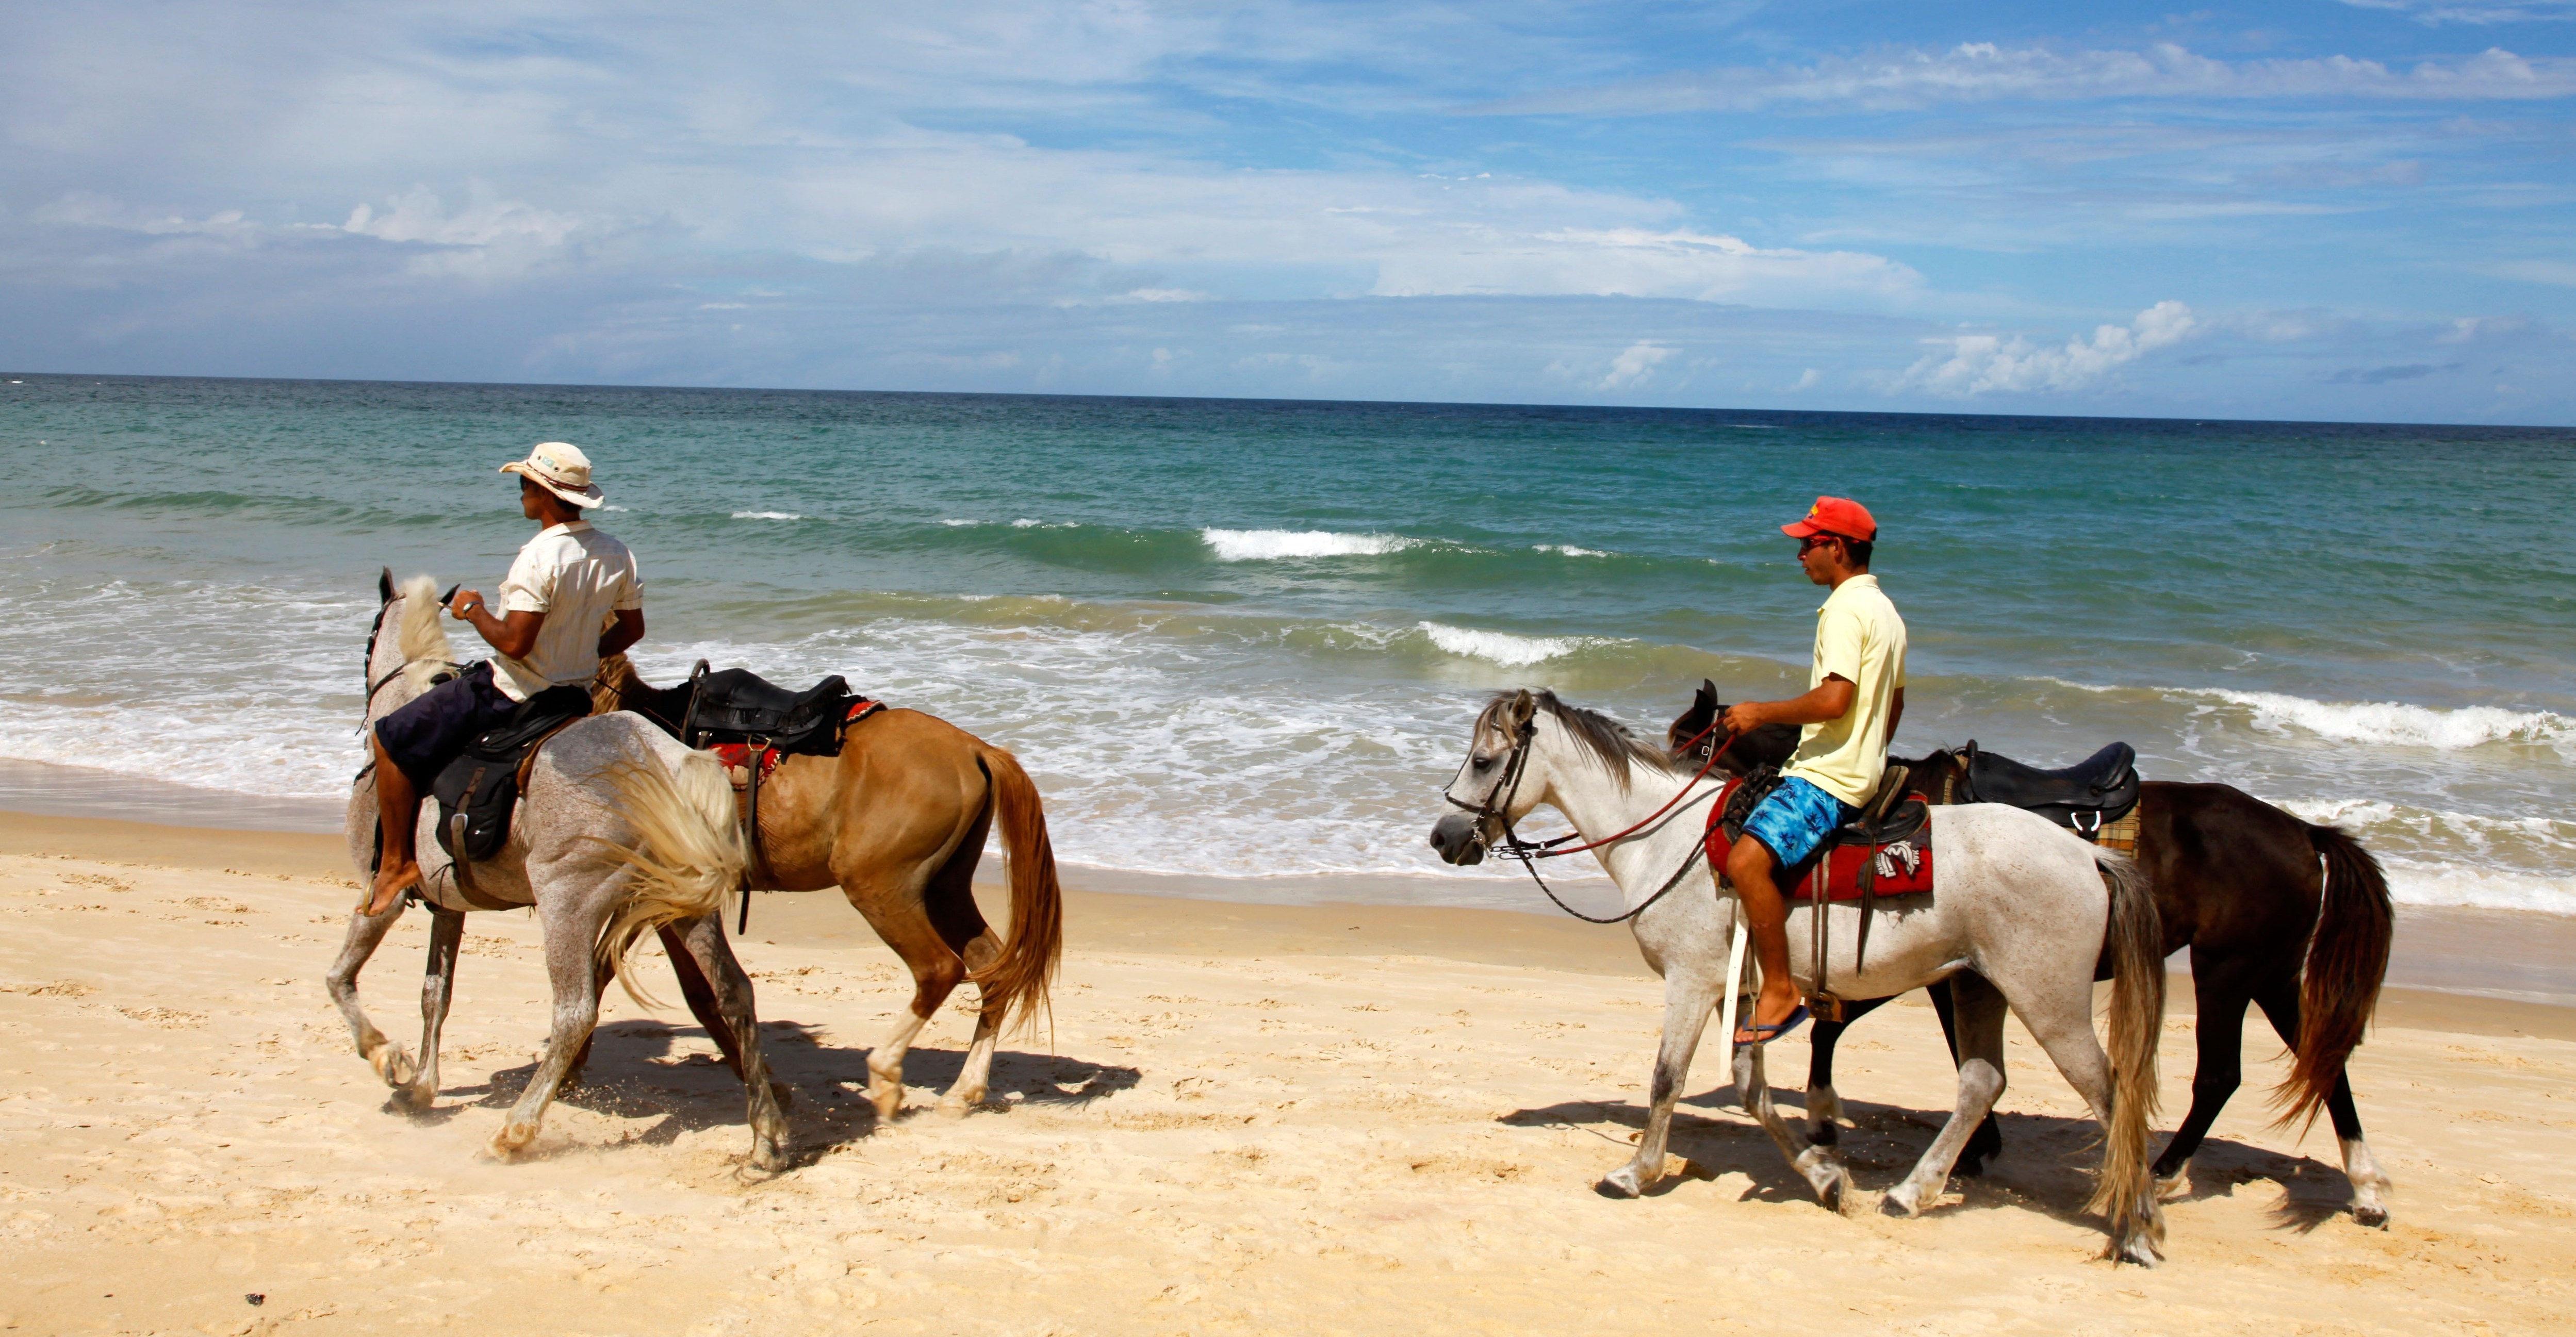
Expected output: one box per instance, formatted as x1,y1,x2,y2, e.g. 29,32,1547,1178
1479,689,1684,793
394,575,456,695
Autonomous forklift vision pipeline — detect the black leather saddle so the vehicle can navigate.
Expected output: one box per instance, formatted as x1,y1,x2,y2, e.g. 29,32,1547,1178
1959,740,2141,830
432,683,593,864
678,664,859,758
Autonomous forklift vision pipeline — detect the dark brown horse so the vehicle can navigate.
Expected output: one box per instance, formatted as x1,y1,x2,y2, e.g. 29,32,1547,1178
1668,684,2398,1226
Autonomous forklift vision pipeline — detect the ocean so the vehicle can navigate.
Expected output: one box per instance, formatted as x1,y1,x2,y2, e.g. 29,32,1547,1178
3,374,2570,915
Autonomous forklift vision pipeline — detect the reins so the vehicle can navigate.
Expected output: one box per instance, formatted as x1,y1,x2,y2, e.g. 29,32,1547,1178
1450,715,1739,926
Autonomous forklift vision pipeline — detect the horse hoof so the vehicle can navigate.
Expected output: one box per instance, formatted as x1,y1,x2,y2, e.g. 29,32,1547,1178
1819,1175,1846,1215
486,1126,537,1162
369,1045,416,1088
1810,1120,1840,1147
392,1082,437,1114
1957,1154,1988,1179
868,1088,905,1121
1596,1166,1648,1199
2354,1202,2389,1229
2115,1236,2163,1268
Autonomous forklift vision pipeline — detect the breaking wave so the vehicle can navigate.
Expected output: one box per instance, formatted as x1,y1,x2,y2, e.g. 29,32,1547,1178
1417,620,1605,667
1202,529,1416,560
2194,689,2571,751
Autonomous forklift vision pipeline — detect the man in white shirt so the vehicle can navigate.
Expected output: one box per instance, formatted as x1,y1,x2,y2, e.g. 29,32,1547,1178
363,442,646,914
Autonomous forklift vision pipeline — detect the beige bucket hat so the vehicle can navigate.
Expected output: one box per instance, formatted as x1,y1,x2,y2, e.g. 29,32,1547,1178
499,441,605,508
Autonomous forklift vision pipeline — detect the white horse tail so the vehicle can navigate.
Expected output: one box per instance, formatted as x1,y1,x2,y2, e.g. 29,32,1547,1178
394,575,458,695
2088,847,2167,1258
593,751,749,1006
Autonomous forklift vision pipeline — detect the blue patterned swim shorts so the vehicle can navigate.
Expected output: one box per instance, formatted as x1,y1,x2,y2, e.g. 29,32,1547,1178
1740,775,1856,870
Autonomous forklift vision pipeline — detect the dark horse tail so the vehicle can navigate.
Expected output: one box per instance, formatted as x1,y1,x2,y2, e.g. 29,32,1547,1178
2273,824,2393,1131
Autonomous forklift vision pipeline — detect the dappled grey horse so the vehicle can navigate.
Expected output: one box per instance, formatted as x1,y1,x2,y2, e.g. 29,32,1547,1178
324,573,791,1169
1430,689,2169,1264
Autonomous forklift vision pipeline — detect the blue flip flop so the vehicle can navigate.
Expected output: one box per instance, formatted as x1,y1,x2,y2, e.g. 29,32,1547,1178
1734,1004,1810,1046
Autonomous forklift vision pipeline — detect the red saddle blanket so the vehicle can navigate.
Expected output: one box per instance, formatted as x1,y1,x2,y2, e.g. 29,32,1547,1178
710,698,885,783
1702,776,1937,903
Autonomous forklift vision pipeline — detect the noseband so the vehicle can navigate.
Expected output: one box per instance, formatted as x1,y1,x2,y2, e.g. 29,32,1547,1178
1445,711,1737,926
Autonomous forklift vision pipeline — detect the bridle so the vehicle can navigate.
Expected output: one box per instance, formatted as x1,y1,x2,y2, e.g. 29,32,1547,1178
359,591,462,718
1443,711,1739,925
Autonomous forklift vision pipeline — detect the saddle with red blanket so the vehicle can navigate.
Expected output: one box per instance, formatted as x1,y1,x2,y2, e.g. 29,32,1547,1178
1703,768,1935,902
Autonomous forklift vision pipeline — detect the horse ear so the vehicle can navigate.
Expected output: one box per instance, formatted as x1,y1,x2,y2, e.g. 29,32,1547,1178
378,567,395,605
1669,679,1718,751
1505,688,1538,732
1697,678,1719,712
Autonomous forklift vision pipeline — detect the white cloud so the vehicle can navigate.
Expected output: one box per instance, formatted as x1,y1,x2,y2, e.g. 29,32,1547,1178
2339,0,2576,25
1600,340,1675,388
1481,43,2576,115
1897,301,2198,396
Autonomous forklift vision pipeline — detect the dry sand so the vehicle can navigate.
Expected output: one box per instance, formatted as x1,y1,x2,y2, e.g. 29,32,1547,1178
3,816,2573,1335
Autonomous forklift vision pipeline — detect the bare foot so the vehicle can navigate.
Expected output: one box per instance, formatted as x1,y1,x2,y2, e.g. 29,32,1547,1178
361,862,421,916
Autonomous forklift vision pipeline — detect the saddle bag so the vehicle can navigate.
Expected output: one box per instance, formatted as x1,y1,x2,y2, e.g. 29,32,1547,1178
680,665,860,758
432,684,593,864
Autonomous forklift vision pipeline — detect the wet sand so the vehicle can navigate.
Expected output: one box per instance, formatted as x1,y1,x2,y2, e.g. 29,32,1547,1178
4,814,2574,1334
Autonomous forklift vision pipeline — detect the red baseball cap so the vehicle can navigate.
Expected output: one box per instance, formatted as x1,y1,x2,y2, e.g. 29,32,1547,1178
1782,496,1876,542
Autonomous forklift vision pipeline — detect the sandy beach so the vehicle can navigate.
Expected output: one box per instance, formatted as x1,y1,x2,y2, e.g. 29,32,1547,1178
4,813,2573,1336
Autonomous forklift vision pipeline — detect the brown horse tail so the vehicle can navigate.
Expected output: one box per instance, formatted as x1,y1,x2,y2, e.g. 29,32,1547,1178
972,744,1064,1038
2271,824,2393,1132
2088,846,2167,1260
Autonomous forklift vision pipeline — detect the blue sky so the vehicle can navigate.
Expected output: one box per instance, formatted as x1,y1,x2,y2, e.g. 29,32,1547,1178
6,1,2575,422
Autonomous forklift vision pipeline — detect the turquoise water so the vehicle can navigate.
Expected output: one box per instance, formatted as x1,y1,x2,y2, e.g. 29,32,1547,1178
2,374,2570,911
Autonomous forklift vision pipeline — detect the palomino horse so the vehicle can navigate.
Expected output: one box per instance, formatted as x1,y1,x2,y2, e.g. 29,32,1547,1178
1666,684,2398,1226
326,574,792,1168
592,653,1062,1120
1429,689,2169,1264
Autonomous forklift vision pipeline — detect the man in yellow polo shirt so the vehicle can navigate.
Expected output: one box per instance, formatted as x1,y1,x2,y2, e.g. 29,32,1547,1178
1718,496,1908,1045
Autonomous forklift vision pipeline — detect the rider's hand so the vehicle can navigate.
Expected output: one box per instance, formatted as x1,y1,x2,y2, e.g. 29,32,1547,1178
447,589,486,620
1719,702,1763,735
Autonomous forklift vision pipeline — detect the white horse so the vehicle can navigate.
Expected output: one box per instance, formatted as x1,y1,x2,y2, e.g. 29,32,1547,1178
324,573,792,1170
1429,689,2168,1264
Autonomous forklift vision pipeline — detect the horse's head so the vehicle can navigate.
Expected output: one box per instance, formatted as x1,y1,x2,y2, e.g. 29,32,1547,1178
363,568,460,725
1429,688,1544,865
1665,678,1799,777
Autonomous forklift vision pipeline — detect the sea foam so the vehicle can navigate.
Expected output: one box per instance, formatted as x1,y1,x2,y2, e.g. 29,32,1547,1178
732,510,805,521
2199,689,2571,751
1203,529,1413,560
1418,620,1590,667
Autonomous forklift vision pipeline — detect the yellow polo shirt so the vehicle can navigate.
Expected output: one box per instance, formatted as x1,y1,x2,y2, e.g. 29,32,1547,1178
1781,574,1907,807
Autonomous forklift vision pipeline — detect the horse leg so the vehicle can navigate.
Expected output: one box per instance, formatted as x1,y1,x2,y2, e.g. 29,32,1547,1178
1882,972,2008,1217
1936,976,2007,1176
324,897,415,1088
2010,970,2162,1265
1806,995,1892,1146
843,877,966,1122
659,922,748,1081
667,913,792,1171
392,907,463,1112
489,900,609,1162
2152,956,2258,1198
924,808,1004,1116
1600,965,1722,1198
2253,979,2391,1227
1734,1026,1851,1213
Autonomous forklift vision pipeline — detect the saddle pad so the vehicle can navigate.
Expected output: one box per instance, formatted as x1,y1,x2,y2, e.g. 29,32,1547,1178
1703,777,1936,903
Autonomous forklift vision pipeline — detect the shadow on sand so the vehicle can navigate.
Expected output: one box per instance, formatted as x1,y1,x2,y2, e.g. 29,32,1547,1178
1503,1086,2365,1230
424,1018,1142,1165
